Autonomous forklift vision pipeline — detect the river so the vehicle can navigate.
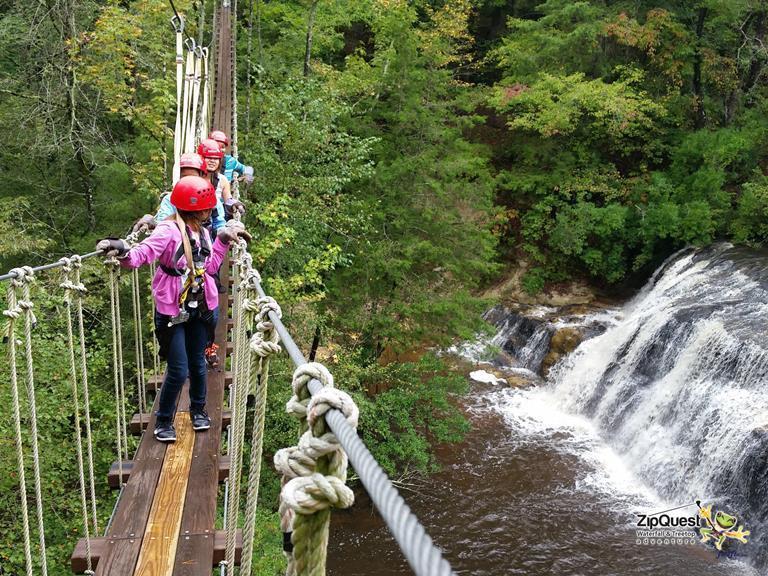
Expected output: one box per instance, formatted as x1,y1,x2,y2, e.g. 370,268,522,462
327,245,766,576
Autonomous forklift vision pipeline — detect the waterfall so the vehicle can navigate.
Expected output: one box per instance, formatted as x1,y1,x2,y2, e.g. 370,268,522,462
482,306,554,373
549,244,768,567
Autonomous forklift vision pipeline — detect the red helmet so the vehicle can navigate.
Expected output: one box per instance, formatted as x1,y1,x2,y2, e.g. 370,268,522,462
197,138,224,159
170,176,217,211
209,130,229,146
179,152,206,173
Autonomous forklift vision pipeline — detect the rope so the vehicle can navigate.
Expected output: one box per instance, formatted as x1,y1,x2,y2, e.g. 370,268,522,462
240,296,282,576
274,363,358,576
223,241,254,570
70,256,99,534
60,258,94,573
107,260,128,487
4,269,34,576
149,262,160,391
15,267,50,576
131,269,147,425
172,14,184,183
230,0,239,160
125,222,148,424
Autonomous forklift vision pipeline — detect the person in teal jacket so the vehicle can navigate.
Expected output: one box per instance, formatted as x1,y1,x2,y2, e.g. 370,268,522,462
209,130,254,184
132,153,226,233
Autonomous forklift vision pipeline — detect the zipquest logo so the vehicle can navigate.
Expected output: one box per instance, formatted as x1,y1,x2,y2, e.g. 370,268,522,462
634,500,750,555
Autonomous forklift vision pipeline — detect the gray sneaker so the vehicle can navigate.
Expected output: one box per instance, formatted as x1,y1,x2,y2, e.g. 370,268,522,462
153,419,177,442
191,408,211,431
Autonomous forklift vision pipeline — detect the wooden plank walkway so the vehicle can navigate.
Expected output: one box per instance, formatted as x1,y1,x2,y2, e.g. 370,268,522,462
72,259,237,574
72,4,241,573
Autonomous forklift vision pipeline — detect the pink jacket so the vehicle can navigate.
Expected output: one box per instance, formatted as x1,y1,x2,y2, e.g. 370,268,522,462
119,220,229,316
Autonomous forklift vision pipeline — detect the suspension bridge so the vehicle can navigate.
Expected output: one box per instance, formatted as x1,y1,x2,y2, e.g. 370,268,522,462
2,1,455,575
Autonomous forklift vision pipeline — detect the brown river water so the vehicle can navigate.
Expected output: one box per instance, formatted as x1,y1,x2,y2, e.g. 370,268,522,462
325,381,759,576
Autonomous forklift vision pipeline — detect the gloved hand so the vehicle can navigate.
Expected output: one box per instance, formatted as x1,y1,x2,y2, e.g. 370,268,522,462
243,166,254,184
217,220,252,244
224,198,246,219
131,214,156,234
96,238,130,257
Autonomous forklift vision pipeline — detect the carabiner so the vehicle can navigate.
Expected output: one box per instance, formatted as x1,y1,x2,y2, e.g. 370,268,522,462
170,15,184,33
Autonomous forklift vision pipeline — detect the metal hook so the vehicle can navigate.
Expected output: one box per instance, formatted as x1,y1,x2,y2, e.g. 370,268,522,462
170,15,184,33
184,37,197,53
194,45,204,59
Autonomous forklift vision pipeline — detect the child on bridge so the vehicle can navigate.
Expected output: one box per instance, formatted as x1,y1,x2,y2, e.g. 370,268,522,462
97,176,250,442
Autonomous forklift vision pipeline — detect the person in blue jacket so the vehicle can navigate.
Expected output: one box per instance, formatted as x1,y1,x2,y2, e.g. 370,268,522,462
132,153,225,233
209,130,254,184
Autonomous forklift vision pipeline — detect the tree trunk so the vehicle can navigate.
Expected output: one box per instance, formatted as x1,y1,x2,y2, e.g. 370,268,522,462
65,2,96,230
308,325,321,361
303,0,320,77
692,7,708,129
741,9,768,101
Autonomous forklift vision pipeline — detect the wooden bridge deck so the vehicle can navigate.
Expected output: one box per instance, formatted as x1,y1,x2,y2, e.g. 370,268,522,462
72,260,239,575
72,4,239,573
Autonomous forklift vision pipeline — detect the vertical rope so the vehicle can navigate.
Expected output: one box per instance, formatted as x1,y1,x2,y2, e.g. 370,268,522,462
131,269,147,426
4,271,34,576
71,256,99,534
108,262,127,486
231,0,238,159
60,259,93,574
17,268,49,576
240,296,282,576
149,261,160,392
274,363,358,576
224,242,252,570
172,16,184,183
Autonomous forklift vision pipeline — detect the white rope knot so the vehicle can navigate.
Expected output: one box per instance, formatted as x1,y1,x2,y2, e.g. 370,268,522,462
307,387,359,430
257,296,281,322
274,442,315,479
274,430,343,480
59,258,87,295
281,473,354,515
286,362,334,420
9,266,34,287
249,331,281,357
241,297,260,313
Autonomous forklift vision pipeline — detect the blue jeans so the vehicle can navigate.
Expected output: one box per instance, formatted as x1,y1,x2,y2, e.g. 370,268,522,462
154,307,218,421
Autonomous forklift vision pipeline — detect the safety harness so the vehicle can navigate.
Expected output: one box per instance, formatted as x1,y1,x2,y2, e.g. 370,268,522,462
161,215,211,323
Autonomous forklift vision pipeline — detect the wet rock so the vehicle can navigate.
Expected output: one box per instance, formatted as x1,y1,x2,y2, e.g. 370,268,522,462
469,370,505,385
540,327,584,377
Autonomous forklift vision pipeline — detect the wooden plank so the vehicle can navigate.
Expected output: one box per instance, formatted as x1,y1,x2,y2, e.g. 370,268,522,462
131,409,231,434
146,372,232,393
108,456,231,488
92,395,168,576
75,532,239,574
212,530,242,565
72,537,108,572
133,414,195,576
172,259,231,576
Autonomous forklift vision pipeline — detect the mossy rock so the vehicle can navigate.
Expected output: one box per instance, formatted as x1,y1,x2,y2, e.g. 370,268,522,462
540,327,583,377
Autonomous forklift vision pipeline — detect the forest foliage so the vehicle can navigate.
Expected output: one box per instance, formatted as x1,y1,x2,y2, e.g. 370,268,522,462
2,0,768,573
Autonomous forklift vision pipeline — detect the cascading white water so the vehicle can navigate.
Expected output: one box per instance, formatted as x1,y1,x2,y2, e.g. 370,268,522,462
549,244,768,567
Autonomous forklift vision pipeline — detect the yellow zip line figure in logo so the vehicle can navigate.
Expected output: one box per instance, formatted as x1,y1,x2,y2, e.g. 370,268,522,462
697,501,750,551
